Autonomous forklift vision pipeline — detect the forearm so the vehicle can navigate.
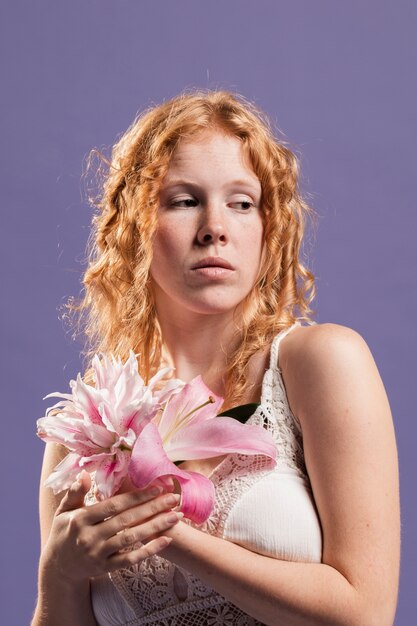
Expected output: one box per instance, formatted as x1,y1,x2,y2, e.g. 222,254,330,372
165,523,389,626
31,561,97,626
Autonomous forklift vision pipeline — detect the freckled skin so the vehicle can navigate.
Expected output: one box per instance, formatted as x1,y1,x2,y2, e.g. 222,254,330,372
150,131,264,318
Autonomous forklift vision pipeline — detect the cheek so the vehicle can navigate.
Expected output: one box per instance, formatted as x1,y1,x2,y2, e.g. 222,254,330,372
245,220,264,261
151,221,189,274
247,223,264,280
153,224,178,257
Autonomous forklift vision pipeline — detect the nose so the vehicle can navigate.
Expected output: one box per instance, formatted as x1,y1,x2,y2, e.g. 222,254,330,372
196,205,228,246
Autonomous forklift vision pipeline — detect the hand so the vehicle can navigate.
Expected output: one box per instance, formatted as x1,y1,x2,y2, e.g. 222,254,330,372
41,471,183,584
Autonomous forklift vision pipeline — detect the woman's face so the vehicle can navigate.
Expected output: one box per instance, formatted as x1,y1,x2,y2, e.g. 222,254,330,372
150,130,264,318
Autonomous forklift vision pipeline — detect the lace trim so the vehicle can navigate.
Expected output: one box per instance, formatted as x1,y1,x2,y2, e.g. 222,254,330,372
259,368,306,476
109,439,272,624
116,596,264,626
109,405,306,623
92,323,308,625
110,561,266,624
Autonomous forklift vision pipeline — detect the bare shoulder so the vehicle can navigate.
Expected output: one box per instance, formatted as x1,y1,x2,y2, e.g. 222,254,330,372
280,323,400,619
281,321,369,365
280,322,382,423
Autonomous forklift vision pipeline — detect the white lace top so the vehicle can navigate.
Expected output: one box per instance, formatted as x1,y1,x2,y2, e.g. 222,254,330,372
90,322,323,625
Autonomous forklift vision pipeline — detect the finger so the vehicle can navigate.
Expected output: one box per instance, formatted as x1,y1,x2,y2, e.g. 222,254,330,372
99,493,181,541
102,510,183,557
108,535,174,570
152,476,175,492
84,485,164,525
56,471,91,514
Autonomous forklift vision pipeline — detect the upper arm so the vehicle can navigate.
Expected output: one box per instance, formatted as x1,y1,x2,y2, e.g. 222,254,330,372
39,442,69,549
283,323,400,621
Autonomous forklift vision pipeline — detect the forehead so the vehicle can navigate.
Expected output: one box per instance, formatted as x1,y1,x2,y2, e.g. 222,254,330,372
163,131,260,191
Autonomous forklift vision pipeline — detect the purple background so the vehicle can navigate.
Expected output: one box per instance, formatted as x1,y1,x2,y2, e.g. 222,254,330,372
1,1,416,624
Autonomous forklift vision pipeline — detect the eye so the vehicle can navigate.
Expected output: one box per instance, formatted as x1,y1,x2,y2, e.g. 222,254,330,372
229,200,255,211
170,197,198,208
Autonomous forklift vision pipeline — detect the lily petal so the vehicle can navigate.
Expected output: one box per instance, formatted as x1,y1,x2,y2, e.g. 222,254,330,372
82,450,130,499
44,451,82,494
37,413,114,453
148,366,175,390
165,417,277,463
129,422,215,523
70,374,108,425
153,378,185,404
172,470,215,525
157,376,223,442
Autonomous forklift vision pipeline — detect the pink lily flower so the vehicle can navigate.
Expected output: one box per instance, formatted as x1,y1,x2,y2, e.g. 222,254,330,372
38,354,276,523
37,352,182,499
129,376,277,524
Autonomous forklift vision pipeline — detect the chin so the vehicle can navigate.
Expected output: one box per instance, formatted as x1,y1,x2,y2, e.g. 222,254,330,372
153,283,251,318
186,297,244,316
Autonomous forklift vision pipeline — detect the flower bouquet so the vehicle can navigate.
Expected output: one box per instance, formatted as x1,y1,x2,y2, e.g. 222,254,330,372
37,352,277,524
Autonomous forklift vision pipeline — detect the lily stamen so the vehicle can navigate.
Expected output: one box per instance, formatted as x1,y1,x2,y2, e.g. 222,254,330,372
162,396,215,444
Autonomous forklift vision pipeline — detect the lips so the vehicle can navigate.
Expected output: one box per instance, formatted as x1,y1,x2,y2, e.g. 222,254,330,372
191,257,235,270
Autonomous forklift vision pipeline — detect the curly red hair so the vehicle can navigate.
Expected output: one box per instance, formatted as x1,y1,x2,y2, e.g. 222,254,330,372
71,89,317,407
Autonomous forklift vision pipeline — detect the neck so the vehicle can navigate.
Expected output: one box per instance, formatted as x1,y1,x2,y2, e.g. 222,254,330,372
155,306,240,397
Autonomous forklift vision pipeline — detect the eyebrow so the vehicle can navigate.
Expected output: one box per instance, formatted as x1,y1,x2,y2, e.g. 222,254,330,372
161,179,261,194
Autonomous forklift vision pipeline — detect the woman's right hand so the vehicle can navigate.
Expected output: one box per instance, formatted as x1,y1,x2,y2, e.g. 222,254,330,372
40,470,183,584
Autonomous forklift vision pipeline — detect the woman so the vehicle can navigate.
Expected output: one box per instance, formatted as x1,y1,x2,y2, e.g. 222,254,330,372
32,90,400,626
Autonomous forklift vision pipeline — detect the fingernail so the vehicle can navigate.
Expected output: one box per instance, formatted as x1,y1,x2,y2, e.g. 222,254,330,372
166,511,183,523
160,536,173,548
164,493,180,506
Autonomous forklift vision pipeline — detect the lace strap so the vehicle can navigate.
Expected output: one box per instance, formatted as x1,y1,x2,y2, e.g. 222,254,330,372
268,321,302,371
